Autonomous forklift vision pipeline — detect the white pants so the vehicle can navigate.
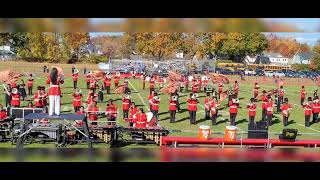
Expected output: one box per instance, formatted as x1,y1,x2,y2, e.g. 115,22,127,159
49,95,61,116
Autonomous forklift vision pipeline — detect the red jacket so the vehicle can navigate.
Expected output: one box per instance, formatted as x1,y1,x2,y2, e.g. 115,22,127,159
303,102,313,116
34,93,43,107
266,101,274,115
187,98,197,111
279,89,285,97
312,102,320,113
300,89,306,99
204,98,211,110
46,78,64,96
218,84,223,93
0,110,8,120
87,94,97,106
90,79,97,89
210,101,218,115
197,79,202,87
281,104,292,117
27,79,34,87
122,98,131,110
253,87,259,96
169,100,177,111
229,99,239,114
203,79,208,87
72,74,78,82
134,113,148,128
114,77,119,84
104,77,112,87
105,104,117,119
86,75,91,83
261,95,268,109
88,106,99,121
129,107,139,122
149,79,155,88
75,111,85,126
40,92,48,106
151,99,160,111
148,94,154,105
247,103,256,117
11,94,20,106
72,93,82,107
234,84,239,93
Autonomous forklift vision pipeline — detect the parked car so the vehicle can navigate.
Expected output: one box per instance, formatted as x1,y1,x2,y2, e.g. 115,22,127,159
244,68,256,76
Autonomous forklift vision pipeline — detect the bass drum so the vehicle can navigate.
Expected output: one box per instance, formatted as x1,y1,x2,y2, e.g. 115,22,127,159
146,112,154,122
188,75,194,82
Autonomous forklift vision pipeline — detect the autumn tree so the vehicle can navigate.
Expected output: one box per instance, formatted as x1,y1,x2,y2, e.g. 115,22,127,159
91,35,121,58
311,40,320,70
62,32,90,60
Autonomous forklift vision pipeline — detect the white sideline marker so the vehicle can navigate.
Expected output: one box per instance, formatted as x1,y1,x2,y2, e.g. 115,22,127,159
128,80,150,111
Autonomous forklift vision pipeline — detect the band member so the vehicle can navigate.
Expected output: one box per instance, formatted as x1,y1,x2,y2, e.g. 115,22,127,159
86,89,97,107
27,74,34,96
128,102,139,126
46,68,64,116
314,89,318,99
72,89,82,113
4,84,12,107
197,76,202,92
229,94,239,126
281,98,292,126
104,75,112,94
97,87,104,103
85,73,91,89
72,70,79,89
179,81,184,93
169,93,177,123
187,93,198,125
87,101,99,126
202,76,209,92
312,96,320,123
148,90,155,110
204,93,211,120
105,99,117,124
40,86,48,108
253,82,259,100
141,73,146,90
210,96,219,125
4,87,20,108
74,106,86,126
278,86,285,104
131,70,136,79
18,79,27,101
174,90,181,112
114,72,120,88
184,75,189,92
0,104,8,120
247,98,257,125
300,86,306,105
133,108,148,128
90,77,98,93
122,93,131,119
34,86,43,108
191,78,198,93
266,96,274,126
303,97,313,127
158,76,165,89
218,83,223,99
261,90,268,121
233,81,239,98
149,75,155,94
151,93,160,122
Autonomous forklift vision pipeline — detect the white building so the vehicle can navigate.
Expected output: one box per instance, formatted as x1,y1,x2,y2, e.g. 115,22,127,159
244,55,257,64
0,45,15,61
290,52,313,65
263,53,290,66
175,52,184,59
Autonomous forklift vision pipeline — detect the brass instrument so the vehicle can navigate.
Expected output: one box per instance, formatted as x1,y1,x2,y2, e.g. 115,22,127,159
191,93,199,100
124,93,131,99
153,96,160,101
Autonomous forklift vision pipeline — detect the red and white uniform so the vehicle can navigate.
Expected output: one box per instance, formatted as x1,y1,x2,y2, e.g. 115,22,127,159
197,79,202,89
187,98,197,111
281,104,292,117
203,79,208,88
253,84,259,97
40,92,48,106
87,93,97,106
86,75,91,83
114,76,119,86
27,79,34,87
90,79,97,89
149,78,155,89
151,98,160,111
0,109,8,120
158,77,164,88
10,94,20,107
129,106,139,122
261,94,268,110
229,99,239,114
104,77,112,87
133,113,148,128
34,93,43,107
46,77,64,115
234,83,239,94
148,94,154,107
247,103,257,117
72,73,78,82
279,89,285,98
300,89,306,99
75,111,86,126
266,101,274,115
204,98,211,111
210,101,218,115
105,104,117,119
169,99,177,111
72,93,82,107
192,79,198,93
88,106,99,121
122,98,131,111
303,102,313,116
312,102,320,114
46,78,64,96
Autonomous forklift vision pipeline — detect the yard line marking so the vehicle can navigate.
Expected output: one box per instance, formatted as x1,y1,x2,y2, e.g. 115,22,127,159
128,80,150,111
297,123,320,133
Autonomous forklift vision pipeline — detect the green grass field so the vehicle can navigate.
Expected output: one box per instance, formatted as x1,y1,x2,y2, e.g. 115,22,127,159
2,69,320,148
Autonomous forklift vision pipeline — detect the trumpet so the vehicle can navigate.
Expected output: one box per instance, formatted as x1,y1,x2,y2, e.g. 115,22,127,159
171,95,178,101
124,94,131,99
233,98,240,104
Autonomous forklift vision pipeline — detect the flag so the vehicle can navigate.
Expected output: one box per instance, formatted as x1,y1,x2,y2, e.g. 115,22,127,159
209,73,229,84
0,70,23,84
114,84,126,94
218,89,229,103
160,82,179,94
168,71,183,82
92,70,106,80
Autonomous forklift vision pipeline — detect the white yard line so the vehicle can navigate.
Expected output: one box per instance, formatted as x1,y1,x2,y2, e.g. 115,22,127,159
297,123,320,133
128,81,150,111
